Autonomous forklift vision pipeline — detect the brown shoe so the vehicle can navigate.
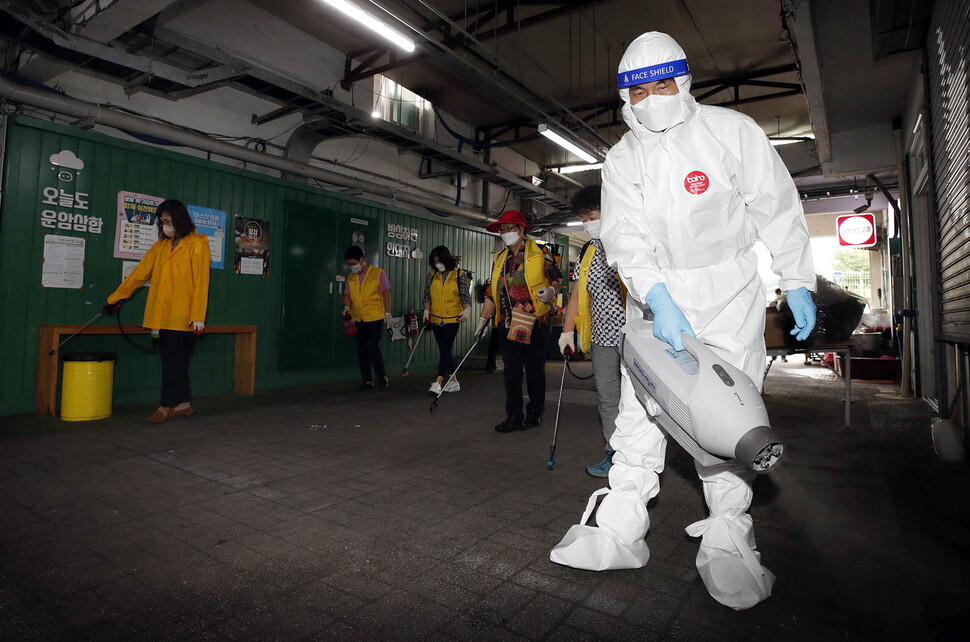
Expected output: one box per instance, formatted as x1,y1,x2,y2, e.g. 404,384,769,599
148,408,171,423
170,406,194,418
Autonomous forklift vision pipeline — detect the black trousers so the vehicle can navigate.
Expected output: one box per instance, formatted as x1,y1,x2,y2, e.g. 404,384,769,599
432,323,461,377
158,330,197,407
500,323,549,418
486,325,500,370
355,320,387,383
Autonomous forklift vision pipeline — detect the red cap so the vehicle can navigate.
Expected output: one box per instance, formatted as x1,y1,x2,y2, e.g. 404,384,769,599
486,210,531,233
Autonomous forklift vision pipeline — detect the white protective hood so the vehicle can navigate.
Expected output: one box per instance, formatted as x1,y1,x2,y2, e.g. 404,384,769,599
617,32,699,137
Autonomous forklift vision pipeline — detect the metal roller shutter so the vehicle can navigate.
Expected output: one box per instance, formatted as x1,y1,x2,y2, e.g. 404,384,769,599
927,0,970,341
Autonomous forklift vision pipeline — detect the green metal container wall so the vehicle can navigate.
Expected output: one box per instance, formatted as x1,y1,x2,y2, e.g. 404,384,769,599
0,115,523,416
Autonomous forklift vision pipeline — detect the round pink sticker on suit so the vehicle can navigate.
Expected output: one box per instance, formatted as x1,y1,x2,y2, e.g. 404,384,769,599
684,171,709,195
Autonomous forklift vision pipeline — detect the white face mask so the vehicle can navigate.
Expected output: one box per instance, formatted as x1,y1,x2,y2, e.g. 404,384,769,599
631,93,685,132
350,263,363,274
582,220,601,238
501,231,521,247
162,224,175,238
435,262,446,272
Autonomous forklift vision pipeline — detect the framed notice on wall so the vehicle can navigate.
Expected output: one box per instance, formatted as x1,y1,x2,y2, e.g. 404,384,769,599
114,191,163,259
188,205,227,269
234,217,270,275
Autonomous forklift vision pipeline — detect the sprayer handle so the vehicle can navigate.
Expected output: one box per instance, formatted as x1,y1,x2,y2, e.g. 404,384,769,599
679,332,715,369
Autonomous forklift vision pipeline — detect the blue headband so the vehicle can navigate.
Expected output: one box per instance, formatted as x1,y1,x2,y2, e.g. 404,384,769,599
617,59,690,88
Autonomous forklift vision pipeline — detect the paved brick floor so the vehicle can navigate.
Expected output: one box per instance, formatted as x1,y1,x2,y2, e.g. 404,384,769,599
1,358,967,640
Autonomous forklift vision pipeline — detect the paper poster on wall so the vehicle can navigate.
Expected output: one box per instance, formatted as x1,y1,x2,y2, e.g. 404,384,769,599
234,217,270,275
42,235,85,289
188,205,227,269
114,191,163,259
121,260,149,287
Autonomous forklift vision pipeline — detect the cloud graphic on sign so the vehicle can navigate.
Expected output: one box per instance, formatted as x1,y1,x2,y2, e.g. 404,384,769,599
50,150,84,170
411,248,424,260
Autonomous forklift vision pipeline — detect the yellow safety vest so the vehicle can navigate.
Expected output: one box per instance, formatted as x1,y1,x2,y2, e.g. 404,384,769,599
348,265,386,322
490,239,552,327
575,242,626,351
430,269,463,323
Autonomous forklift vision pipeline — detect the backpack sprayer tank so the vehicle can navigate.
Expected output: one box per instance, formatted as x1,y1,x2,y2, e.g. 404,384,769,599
619,318,785,473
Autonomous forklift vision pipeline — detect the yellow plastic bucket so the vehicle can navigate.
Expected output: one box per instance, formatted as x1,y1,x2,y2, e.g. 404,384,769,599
61,352,117,421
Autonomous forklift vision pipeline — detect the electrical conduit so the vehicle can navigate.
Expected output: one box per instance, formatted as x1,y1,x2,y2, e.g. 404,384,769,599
0,76,488,222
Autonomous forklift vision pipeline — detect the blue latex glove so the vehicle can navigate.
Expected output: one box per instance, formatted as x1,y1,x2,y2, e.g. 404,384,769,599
787,286,817,341
645,283,695,351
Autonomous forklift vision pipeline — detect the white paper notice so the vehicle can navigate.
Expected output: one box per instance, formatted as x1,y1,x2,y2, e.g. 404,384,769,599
122,260,149,287
42,235,85,289
240,256,264,275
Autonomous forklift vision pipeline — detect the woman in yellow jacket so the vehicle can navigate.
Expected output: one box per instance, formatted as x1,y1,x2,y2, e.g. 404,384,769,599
474,210,562,433
106,199,211,423
342,245,392,390
422,245,471,394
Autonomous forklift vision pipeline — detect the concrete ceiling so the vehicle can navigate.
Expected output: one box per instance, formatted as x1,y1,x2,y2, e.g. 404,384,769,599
249,0,813,162
1,0,930,199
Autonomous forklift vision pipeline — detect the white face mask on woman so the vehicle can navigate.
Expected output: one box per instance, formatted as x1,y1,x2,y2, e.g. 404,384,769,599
162,224,175,238
350,263,363,274
435,262,446,272
631,93,685,132
501,231,521,247
582,220,601,238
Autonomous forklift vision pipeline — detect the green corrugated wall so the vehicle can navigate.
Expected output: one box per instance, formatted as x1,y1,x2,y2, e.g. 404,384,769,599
0,115,574,416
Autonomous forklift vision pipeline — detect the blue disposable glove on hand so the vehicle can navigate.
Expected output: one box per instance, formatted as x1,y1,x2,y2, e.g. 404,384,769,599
786,286,817,341
645,283,695,351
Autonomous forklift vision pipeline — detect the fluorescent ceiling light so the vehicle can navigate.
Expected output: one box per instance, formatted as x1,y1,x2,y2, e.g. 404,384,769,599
566,221,583,226
554,163,603,174
322,0,416,52
769,133,816,146
538,123,599,164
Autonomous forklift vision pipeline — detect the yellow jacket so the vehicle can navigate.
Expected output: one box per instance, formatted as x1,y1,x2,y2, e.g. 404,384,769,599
575,241,626,352
109,232,211,331
429,268,463,323
574,243,595,353
490,239,553,327
348,265,387,322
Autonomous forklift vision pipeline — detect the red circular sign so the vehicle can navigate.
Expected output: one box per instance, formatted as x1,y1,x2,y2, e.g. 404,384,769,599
684,171,709,195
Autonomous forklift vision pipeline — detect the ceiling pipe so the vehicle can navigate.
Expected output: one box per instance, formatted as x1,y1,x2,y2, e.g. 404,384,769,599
0,75,489,223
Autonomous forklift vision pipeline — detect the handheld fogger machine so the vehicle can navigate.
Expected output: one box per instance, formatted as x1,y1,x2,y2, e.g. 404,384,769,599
619,318,785,473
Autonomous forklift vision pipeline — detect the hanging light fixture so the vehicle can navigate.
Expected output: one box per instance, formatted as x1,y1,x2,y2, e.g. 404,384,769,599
554,163,604,174
321,0,416,53
538,124,601,164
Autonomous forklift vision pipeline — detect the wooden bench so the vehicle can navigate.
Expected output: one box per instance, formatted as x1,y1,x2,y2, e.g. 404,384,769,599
37,324,257,416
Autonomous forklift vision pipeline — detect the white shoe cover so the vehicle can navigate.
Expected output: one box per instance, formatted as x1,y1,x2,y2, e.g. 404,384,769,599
550,488,650,570
551,524,649,571
686,514,774,610
687,459,772,610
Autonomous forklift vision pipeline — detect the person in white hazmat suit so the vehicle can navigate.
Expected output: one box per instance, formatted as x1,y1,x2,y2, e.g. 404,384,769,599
550,32,818,610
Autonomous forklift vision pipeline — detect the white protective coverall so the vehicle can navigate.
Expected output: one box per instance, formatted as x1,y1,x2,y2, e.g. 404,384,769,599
550,32,816,610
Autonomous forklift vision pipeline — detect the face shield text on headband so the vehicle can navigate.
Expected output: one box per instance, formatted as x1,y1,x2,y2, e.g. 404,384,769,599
617,58,689,89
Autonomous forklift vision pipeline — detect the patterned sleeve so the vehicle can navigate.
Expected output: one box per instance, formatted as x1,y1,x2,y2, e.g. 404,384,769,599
458,271,472,306
483,277,493,302
544,255,564,283
422,271,433,305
